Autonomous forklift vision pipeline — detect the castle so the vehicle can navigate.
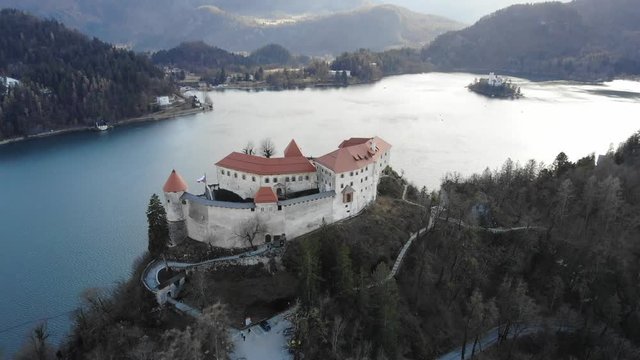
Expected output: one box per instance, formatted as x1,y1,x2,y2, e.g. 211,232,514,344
162,136,391,248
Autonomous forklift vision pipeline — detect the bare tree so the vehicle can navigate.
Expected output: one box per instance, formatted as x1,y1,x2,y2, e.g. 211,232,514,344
261,138,276,158
330,315,346,356
15,322,55,360
242,141,255,155
158,302,232,360
234,216,266,248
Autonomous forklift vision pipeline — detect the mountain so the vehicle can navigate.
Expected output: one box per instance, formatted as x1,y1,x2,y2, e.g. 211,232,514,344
0,9,172,140
422,0,640,80
0,1,464,55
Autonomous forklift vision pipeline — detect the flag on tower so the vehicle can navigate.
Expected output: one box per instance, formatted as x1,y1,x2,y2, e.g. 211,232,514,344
197,174,207,183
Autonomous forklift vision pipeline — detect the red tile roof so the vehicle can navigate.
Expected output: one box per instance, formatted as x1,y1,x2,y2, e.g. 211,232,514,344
338,137,370,148
315,136,391,173
163,169,188,193
254,187,278,203
283,139,304,158
216,152,316,175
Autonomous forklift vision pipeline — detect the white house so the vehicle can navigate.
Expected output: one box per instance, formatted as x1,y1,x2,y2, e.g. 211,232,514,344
156,96,172,107
1,76,20,93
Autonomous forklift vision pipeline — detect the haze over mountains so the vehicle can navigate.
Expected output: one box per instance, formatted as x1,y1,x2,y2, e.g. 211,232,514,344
423,0,640,80
1,0,463,55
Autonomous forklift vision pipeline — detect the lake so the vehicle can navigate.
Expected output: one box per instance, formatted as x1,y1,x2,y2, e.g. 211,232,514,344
0,72,638,357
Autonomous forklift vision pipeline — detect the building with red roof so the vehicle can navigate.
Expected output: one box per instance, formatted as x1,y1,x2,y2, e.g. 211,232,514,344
161,136,391,249
283,139,304,158
254,187,278,203
215,139,317,199
163,169,188,193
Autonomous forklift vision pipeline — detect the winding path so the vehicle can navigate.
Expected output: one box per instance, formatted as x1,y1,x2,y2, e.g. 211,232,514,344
141,245,273,317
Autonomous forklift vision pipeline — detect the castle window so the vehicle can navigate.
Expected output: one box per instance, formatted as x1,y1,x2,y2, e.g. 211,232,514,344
365,176,368,181
252,176,256,182
341,174,344,178
234,173,238,178
305,175,309,180
242,174,246,180
278,205,282,211
341,184,344,189
366,166,368,171
285,177,290,182
273,178,277,183
251,208,255,212
350,171,353,176
265,178,270,183
350,182,353,186
227,171,230,176
221,169,224,174
298,176,303,181
360,179,363,183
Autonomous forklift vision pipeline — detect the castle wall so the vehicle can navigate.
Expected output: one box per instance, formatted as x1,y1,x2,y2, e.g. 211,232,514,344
168,220,187,246
216,166,317,199
164,192,185,222
283,195,334,239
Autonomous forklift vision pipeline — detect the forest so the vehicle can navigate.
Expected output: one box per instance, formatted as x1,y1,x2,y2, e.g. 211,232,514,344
0,9,173,141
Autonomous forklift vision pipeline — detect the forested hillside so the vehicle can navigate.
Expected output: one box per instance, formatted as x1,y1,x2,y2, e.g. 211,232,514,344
0,9,172,140
423,0,640,80
285,131,640,359
151,42,301,73
1,1,463,54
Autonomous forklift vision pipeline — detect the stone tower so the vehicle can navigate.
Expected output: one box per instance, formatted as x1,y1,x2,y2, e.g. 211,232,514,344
163,169,188,246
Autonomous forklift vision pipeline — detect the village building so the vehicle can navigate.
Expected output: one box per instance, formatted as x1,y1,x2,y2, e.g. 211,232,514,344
163,137,391,248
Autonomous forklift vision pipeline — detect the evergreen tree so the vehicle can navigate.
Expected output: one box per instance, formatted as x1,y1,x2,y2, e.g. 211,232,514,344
299,239,321,308
147,193,169,255
335,244,354,299
371,263,399,358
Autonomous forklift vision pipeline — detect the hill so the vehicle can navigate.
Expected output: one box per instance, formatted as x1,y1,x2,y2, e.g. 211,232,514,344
0,1,464,55
422,0,640,80
0,9,172,141
152,42,302,69
151,41,249,73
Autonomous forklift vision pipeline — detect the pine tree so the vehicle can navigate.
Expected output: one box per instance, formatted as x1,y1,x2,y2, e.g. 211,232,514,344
335,244,354,299
299,239,321,308
147,193,169,255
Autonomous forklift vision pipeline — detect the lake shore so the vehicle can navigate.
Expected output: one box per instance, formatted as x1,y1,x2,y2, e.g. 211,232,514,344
0,106,207,147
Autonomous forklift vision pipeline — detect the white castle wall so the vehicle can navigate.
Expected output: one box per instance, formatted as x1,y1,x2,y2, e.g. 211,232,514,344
283,195,334,238
164,191,185,221
182,193,335,248
216,166,317,199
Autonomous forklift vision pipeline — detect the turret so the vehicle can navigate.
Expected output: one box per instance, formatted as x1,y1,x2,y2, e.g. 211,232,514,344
163,169,188,245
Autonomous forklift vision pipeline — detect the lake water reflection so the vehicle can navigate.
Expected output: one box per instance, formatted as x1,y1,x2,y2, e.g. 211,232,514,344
0,73,638,357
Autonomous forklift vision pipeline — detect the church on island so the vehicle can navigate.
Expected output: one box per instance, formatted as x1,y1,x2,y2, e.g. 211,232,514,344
162,137,391,248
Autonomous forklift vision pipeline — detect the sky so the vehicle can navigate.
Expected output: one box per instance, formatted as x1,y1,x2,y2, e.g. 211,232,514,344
378,0,569,23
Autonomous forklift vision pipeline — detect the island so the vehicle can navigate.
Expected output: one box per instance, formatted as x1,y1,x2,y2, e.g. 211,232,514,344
468,73,523,99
